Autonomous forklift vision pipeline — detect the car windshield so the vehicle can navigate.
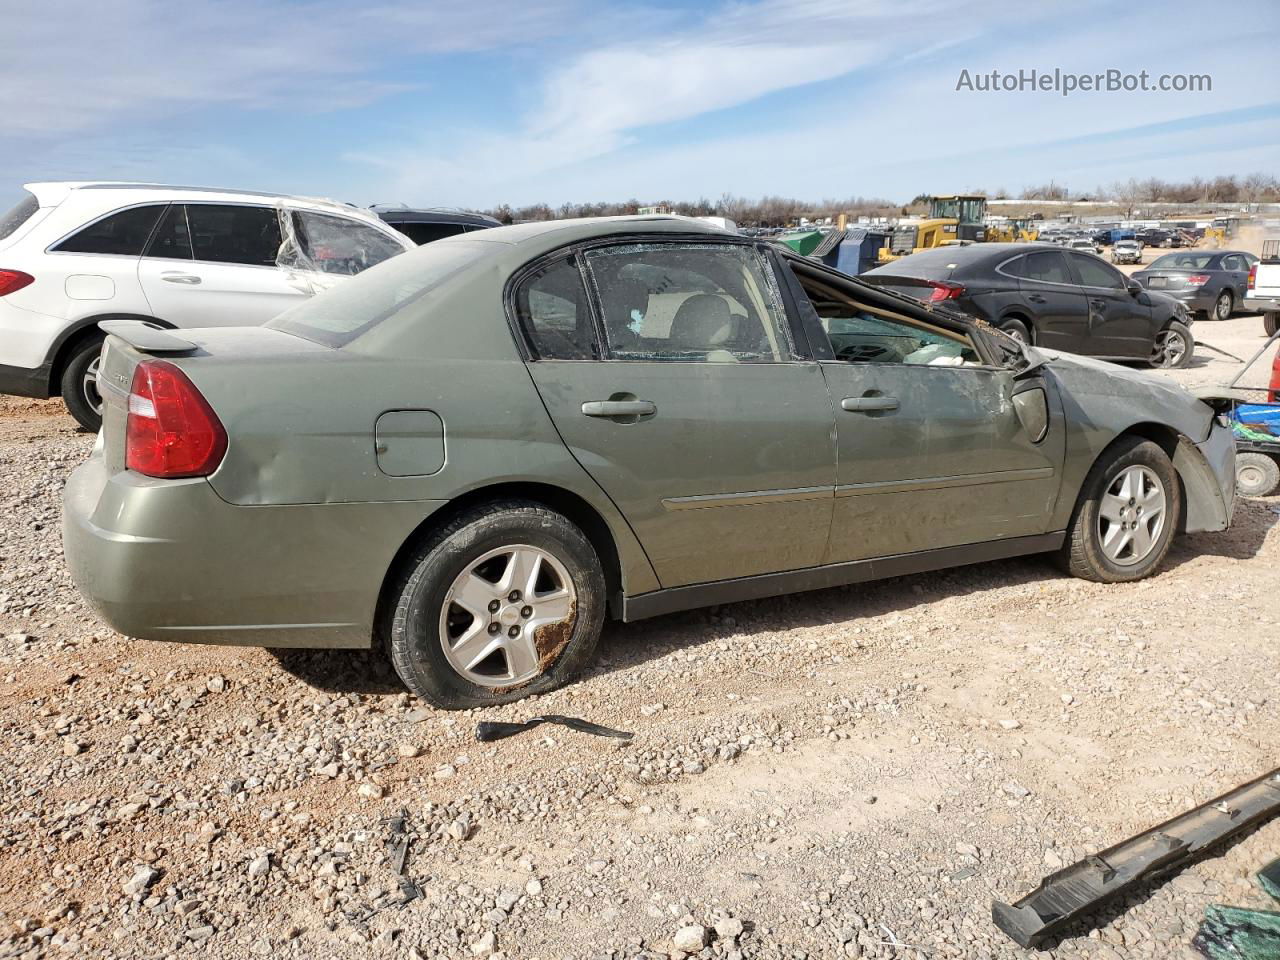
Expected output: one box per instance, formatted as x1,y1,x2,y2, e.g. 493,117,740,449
1149,253,1214,270
267,239,496,347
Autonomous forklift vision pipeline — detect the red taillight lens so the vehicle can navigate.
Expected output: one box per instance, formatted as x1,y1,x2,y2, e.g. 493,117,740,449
0,269,33,296
1249,265,1257,290
1185,274,1210,286
928,281,965,302
125,360,227,478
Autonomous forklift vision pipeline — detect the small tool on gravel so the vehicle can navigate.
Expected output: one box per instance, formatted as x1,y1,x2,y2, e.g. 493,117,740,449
475,715,634,742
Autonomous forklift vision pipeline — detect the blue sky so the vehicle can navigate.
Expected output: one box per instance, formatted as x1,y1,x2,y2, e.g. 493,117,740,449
3,0,1277,209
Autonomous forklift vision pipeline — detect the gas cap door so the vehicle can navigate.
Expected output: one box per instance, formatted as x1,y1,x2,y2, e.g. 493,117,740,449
375,410,445,477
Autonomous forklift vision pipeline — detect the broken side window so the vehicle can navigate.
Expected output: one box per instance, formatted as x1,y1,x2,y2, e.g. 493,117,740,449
583,243,791,363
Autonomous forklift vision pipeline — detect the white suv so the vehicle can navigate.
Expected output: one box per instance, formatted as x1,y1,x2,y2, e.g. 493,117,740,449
0,182,414,428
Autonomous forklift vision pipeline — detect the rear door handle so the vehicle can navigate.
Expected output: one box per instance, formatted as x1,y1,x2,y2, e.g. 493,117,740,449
841,396,899,413
581,400,656,418
1027,294,1046,303
161,272,201,285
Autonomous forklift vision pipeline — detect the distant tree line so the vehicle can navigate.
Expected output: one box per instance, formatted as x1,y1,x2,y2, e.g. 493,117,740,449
482,173,1278,227
484,193,901,228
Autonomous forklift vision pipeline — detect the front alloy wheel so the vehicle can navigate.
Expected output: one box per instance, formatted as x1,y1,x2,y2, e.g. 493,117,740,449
1150,322,1193,369
1095,465,1166,566
1058,436,1181,583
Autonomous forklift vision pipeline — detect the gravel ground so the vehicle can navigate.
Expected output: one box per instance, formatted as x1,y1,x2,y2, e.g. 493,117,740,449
2,314,1278,960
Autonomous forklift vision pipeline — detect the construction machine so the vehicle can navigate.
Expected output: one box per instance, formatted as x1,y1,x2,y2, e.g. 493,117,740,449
877,195,988,264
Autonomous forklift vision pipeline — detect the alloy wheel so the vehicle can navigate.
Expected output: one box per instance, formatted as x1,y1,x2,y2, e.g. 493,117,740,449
1215,292,1231,321
84,356,103,415
1151,329,1187,367
437,544,577,687
1096,465,1166,566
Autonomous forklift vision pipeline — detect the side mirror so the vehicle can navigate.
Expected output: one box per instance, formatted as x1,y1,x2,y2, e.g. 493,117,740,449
1126,279,1142,296
1012,385,1049,443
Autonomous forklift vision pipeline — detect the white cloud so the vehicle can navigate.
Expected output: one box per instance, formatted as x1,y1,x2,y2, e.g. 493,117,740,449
0,0,577,138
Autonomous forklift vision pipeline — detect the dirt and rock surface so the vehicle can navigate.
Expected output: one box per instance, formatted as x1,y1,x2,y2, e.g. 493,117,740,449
2,314,1278,960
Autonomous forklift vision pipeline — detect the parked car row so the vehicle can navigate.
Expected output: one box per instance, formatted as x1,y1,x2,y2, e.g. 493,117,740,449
60,216,1238,707
0,183,499,428
861,243,1197,367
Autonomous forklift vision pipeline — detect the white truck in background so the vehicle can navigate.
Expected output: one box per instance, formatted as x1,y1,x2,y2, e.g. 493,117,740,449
1248,238,1280,335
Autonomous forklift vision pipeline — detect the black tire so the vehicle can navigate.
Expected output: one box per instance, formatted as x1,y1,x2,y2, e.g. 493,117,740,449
1212,289,1233,321
1265,313,1279,337
1150,320,1193,369
1236,452,1280,498
1001,318,1031,344
60,337,105,431
384,501,606,710
1057,437,1181,583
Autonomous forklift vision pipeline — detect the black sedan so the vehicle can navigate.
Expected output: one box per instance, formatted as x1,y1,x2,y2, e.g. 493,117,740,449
862,243,1195,368
1131,250,1259,321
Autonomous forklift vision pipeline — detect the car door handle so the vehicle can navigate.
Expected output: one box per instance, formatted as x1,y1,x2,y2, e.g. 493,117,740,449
581,400,656,418
160,272,201,284
841,396,899,413
1027,294,1046,304
1090,298,1107,308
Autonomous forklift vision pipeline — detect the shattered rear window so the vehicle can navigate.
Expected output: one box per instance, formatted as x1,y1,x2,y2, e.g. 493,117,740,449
266,240,494,348
0,192,38,243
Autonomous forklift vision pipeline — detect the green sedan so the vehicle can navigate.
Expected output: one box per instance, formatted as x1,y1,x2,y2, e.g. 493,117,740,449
63,217,1236,709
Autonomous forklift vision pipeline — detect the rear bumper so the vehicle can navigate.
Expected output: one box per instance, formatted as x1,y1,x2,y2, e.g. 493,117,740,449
62,454,447,648
1152,287,1215,313
0,361,51,399
1244,296,1280,313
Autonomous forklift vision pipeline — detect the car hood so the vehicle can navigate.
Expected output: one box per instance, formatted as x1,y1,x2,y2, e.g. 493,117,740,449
1029,347,1214,437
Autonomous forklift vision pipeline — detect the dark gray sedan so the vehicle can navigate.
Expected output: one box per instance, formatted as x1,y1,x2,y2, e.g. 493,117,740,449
62,217,1236,709
1132,250,1259,321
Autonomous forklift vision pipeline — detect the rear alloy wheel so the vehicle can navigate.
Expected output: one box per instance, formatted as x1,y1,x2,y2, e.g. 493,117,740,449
1212,290,1233,321
385,502,606,709
60,338,105,431
1236,452,1280,498
1150,321,1193,369
1058,437,1181,583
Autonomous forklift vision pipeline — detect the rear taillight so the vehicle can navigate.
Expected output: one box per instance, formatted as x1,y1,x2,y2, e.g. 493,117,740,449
1185,274,1210,287
1249,265,1257,290
125,360,227,478
928,281,965,302
0,269,33,296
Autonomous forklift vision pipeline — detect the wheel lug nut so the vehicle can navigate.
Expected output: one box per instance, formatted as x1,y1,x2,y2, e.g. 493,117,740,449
508,591,521,602
508,626,520,638
521,606,533,618
488,623,500,635
488,600,500,613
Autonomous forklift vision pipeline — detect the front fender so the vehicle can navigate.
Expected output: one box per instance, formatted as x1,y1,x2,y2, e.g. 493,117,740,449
1175,422,1235,533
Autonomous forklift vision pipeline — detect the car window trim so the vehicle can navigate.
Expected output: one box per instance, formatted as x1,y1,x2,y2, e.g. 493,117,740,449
506,233,802,365
44,200,171,258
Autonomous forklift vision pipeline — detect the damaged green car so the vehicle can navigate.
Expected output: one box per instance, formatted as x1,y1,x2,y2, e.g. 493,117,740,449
63,217,1236,708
